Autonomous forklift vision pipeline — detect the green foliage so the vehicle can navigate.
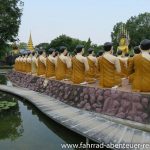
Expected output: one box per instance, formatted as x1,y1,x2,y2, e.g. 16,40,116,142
126,12,150,47
111,22,124,52
0,101,17,111
35,43,50,53
112,12,150,52
0,44,12,59
0,0,23,57
43,34,103,55
18,42,27,49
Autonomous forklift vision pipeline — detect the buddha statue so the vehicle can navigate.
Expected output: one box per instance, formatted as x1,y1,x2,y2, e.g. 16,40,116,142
55,46,72,80
72,45,89,84
26,52,32,73
14,55,20,71
37,50,46,76
23,54,28,73
128,46,141,83
117,50,128,77
85,48,97,83
96,50,104,78
65,52,73,80
19,55,24,72
129,40,150,92
31,51,38,75
46,48,56,78
99,42,121,88
117,37,129,55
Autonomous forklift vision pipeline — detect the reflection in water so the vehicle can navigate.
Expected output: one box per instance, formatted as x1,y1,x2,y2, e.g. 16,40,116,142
0,74,109,150
0,91,86,150
0,75,7,85
0,91,23,141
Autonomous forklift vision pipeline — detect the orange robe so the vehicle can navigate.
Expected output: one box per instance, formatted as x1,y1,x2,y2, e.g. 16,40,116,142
99,57,121,88
22,61,25,72
72,57,85,84
37,58,46,76
127,57,134,83
26,62,31,73
14,61,17,71
66,68,72,80
46,58,55,78
20,61,25,72
85,58,97,83
55,57,67,80
119,59,128,77
95,57,100,79
131,54,150,92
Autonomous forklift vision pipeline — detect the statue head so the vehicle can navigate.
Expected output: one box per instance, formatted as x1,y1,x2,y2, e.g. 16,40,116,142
117,50,122,56
88,48,94,55
134,46,141,54
120,38,126,46
60,46,67,56
48,48,55,56
76,45,84,55
140,39,150,51
103,42,113,52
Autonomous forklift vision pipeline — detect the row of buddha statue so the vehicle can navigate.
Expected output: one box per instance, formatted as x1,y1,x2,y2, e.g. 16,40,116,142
14,39,150,92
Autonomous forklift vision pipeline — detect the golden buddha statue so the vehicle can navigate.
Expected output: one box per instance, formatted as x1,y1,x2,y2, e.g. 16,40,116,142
117,24,130,55
117,37,129,54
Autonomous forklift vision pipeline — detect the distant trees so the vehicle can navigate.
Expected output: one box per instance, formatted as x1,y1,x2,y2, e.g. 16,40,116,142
112,12,150,51
36,35,103,55
35,43,49,51
18,42,27,49
0,0,23,58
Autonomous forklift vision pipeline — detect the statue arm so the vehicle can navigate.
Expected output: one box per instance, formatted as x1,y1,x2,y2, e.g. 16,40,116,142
114,58,121,73
65,57,72,68
128,58,134,75
83,57,89,71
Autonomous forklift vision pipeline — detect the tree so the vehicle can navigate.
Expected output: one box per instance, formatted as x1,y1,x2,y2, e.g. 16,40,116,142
18,42,27,49
126,12,150,47
35,43,49,52
112,12,150,52
35,34,102,55
49,34,87,52
84,38,92,55
0,0,23,58
111,22,124,52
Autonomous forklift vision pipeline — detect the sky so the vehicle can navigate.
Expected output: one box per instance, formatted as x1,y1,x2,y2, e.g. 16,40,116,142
18,0,150,46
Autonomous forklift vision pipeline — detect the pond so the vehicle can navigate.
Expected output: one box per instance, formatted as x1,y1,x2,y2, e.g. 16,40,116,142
0,90,87,150
0,73,110,150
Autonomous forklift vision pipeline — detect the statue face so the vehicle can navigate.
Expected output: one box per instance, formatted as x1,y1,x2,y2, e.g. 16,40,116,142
43,52,46,57
92,51,95,55
52,51,55,56
120,38,126,46
82,48,84,55
64,49,68,56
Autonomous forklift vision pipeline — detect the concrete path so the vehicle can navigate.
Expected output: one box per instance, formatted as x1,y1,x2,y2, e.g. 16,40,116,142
0,84,150,149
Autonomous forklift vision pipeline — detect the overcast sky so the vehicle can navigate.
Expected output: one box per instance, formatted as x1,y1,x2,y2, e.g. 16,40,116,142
18,0,150,46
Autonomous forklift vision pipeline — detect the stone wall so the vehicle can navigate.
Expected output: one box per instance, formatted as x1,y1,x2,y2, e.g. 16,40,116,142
8,71,150,124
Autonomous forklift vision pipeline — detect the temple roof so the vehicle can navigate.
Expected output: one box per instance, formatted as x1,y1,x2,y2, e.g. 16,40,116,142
27,33,34,51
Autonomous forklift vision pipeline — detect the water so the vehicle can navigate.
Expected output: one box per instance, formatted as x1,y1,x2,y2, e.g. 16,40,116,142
0,74,7,85
0,73,109,150
0,91,86,150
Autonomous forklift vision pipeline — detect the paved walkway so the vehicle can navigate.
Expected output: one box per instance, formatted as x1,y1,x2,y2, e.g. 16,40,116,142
0,84,150,149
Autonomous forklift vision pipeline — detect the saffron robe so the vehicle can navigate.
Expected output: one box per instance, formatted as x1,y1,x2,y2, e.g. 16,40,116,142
85,58,97,82
99,57,121,88
72,57,85,84
55,57,67,80
131,54,150,92
46,58,55,78
37,58,46,76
